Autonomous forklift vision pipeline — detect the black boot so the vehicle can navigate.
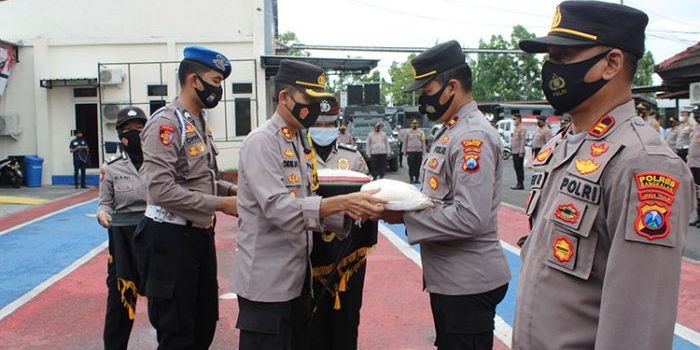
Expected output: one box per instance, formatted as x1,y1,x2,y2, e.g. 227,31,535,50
510,183,525,190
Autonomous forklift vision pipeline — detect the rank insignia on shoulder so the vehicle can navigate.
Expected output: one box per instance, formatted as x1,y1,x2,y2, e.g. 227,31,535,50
588,115,615,138
159,125,176,146
462,154,480,173
281,126,293,141
575,158,601,175
590,142,609,157
446,116,459,129
429,176,439,190
337,158,350,170
552,235,574,262
535,146,553,163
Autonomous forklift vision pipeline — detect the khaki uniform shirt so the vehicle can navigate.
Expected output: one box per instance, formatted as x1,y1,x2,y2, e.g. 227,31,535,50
666,125,679,149
402,128,426,153
97,153,146,226
513,101,693,350
676,122,692,149
687,124,700,168
403,101,511,295
140,99,233,227
231,113,347,302
366,130,390,156
532,125,552,149
511,124,527,154
337,131,354,145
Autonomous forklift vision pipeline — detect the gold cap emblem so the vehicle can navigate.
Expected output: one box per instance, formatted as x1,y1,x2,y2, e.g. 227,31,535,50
551,6,562,29
317,73,327,86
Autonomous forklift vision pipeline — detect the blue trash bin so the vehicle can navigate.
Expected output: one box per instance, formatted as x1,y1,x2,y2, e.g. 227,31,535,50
24,155,44,188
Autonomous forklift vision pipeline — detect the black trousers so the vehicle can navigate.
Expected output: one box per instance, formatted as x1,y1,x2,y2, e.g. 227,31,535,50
678,148,689,162
370,154,387,179
429,284,508,350
407,152,423,182
691,167,700,220
310,263,367,350
135,219,218,350
512,154,525,186
398,142,403,166
104,225,140,350
236,282,311,350
73,160,86,187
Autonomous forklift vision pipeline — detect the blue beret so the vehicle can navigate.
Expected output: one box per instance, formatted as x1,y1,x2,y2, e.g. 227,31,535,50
183,45,232,79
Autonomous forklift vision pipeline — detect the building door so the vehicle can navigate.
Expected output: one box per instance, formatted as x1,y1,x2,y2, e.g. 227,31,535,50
75,103,99,168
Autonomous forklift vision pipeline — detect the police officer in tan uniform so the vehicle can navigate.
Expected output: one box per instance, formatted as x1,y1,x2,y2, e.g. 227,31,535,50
337,124,355,145
665,116,679,150
382,40,511,350
231,60,386,350
677,110,692,161
514,2,694,349
366,122,391,179
687,106,700,227
403,119,427,183
510,114,527,189
97,106,147,350
136,46,238,350
307,97,375,350
531,115,552,157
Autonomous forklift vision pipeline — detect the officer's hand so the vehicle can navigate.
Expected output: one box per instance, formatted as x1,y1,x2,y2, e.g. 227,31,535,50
216,196,238,217
380,210,404,224
341,188,387,221
228,184,238,196
97,211,112,228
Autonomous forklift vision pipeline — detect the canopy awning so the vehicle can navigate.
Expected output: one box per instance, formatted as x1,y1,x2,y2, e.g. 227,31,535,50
40,77,98,89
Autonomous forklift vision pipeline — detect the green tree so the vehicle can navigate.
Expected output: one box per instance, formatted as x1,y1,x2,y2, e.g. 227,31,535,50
386,53,417,106
633,50,655,88
276,31,309,56
471,25,543,102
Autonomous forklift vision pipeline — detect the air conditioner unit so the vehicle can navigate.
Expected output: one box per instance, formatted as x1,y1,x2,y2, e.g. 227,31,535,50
102,104,120,121
690,82,700,105
0,115,22,135
99,68,123,85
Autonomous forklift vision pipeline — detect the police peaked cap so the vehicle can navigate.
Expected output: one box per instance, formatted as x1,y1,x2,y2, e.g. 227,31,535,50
116,106,147,130
275,59,334,99
317,96,341,123
183,45,232,79
519,0,649,58
405,40,466,92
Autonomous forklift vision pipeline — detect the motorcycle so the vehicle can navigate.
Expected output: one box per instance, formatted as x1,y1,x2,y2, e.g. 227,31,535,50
499,132,512,160
0,156,23,188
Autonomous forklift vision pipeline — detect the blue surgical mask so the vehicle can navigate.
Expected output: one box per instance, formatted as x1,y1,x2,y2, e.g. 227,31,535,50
309,127,338,146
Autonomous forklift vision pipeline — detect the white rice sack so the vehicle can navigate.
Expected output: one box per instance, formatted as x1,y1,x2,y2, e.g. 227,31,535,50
361,179,433,211
317,168,372,184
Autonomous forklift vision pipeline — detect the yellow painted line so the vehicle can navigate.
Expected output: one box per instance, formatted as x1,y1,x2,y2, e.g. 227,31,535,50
0,196,49,205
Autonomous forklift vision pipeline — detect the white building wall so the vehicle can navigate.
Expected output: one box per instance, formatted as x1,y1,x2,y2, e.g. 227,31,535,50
0,0,269,184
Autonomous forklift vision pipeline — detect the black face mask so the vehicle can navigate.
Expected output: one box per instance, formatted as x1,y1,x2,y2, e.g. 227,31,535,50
418,82,455,121
286,95,320,129
119,129,143,163
541,50,610,113
195,75,223,109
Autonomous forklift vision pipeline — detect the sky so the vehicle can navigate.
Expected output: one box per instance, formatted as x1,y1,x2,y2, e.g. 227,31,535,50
277,0,699,84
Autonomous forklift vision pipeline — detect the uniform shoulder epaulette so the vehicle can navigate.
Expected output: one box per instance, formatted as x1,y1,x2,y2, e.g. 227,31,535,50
338,143,357,151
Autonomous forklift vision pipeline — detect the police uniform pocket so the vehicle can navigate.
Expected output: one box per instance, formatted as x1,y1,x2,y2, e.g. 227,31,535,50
422,156,450,200
146,280,179,332
545,195,600,280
